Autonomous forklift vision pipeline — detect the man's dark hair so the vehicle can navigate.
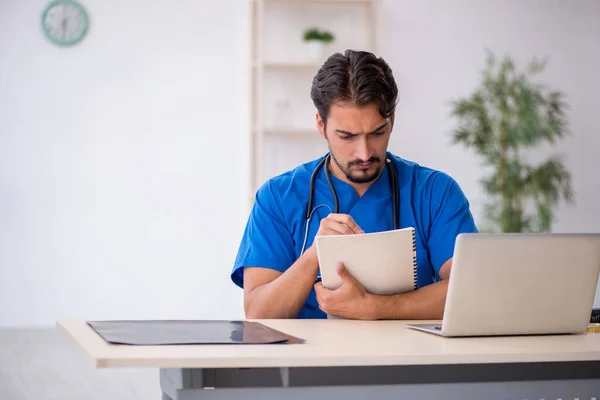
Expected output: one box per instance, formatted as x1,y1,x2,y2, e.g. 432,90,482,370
310,49,398,130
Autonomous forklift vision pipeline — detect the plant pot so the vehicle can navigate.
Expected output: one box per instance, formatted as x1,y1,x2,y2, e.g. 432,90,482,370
306,40,324,61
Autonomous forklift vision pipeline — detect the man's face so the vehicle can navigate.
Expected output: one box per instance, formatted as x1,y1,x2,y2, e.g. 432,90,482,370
317,102,393,184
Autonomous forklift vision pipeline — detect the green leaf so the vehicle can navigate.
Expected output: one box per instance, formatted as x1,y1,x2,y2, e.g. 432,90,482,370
448,50,573,233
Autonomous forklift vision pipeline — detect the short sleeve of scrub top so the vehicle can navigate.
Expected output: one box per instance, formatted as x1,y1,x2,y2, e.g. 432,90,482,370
424,171,478,277
230,180,295,288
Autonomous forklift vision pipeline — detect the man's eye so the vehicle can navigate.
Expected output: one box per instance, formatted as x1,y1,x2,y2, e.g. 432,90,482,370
372,131,385,136
340,135,352,140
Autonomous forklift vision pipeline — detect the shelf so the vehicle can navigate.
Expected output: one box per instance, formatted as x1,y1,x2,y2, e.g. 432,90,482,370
267,130,320,140
255,127,321,140
249,0,381,208
252,60,323,70
253,0,374,4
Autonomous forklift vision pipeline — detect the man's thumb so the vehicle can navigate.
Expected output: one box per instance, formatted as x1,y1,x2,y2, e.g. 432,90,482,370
337,263,354,282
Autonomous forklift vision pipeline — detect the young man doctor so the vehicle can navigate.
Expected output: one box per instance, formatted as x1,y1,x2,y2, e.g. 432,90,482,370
231,50,478,320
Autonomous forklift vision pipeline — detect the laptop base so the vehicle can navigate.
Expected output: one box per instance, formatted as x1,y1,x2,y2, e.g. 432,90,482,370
406,323,445,336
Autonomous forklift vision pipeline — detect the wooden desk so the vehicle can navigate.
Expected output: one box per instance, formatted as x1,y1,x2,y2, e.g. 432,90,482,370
58,319,600,400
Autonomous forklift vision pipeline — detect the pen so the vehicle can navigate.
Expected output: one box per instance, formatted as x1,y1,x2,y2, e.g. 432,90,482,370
587,323,600,333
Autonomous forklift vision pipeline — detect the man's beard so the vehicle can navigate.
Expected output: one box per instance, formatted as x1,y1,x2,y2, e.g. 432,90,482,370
329,151,382,184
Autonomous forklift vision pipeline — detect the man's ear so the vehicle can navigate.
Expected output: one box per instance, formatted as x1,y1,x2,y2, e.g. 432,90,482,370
390,112,395,130
316,112,326,139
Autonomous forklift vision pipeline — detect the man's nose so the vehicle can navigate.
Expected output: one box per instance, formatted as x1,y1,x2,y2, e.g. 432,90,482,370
355,135,372,161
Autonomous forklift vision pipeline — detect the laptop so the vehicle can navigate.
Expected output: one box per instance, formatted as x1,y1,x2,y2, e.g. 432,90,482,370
407,233,600,337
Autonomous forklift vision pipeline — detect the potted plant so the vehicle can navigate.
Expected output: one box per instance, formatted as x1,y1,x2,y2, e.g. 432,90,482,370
449,50,574,233
303,27,335,61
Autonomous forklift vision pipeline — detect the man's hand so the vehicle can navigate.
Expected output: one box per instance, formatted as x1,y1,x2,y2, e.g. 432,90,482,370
314,263,374,320
306,213,363,258
315,213,364,236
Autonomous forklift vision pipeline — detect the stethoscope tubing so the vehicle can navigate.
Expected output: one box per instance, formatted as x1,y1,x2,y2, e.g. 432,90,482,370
301,153,400,255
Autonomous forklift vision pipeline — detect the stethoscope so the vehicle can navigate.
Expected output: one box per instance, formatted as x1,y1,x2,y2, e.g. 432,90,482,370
300,153,401,255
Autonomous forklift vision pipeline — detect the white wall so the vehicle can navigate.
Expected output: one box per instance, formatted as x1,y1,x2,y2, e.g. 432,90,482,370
383,0,600,306
0,0,249,326
0,0,598,328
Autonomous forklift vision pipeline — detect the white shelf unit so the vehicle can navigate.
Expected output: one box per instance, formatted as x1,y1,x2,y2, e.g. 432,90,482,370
249,0,384,204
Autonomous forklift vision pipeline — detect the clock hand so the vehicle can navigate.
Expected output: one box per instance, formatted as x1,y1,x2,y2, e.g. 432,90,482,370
61,18,67,40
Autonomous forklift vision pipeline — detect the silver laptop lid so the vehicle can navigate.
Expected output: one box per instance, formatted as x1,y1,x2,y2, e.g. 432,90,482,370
442,233,600,336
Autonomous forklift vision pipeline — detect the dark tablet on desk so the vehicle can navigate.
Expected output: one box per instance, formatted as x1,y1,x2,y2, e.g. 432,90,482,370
87,320,304,345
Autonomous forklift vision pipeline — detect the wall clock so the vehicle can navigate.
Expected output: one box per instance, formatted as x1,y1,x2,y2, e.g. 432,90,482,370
41,0,89,46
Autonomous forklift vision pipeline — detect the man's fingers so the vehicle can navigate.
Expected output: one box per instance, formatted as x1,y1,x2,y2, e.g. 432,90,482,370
319,220,353,236
327,214,364,234
314,282,332,296
328,222,355,235
339,214,363,234
314,283,332,307
313,282,324,292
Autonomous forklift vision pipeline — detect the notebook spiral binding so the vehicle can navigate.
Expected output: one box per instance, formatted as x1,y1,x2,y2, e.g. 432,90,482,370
411,228,418,290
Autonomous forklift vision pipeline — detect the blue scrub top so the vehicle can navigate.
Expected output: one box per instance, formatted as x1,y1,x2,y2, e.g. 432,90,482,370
231,152,478,319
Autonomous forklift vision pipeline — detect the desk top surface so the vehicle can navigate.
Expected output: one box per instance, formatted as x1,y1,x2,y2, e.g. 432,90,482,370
57,319,600,369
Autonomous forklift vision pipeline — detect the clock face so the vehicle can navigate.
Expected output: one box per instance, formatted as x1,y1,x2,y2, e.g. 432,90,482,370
41,0,88,46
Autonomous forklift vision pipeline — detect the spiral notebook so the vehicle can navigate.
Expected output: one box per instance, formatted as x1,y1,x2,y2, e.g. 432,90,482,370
315,227,418,295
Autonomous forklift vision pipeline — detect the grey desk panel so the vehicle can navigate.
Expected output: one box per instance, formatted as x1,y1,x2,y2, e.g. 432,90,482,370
172,381,599,400
160,362,600,400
